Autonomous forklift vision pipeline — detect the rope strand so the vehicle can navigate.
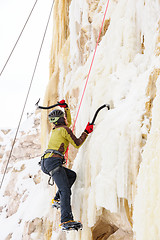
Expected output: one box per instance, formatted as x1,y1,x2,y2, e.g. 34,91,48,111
0,0,54,190
73,0,110,131
0,0,39,77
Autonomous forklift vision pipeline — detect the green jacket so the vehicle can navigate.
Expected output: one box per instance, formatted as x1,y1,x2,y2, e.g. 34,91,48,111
45,107,88,158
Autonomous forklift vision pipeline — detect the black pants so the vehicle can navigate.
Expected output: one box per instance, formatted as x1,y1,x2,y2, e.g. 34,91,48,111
52,166,76,223
41,157,76,223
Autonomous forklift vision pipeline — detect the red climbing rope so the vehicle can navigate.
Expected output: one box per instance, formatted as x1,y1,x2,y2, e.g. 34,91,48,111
65,0,110,161
72,0,110,132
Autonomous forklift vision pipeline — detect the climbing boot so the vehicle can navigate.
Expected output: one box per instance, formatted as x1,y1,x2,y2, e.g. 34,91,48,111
59,220,83,231
52,198,60,209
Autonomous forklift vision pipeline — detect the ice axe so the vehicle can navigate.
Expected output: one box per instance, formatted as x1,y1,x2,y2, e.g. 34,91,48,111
35,99,66,109
90,104,110,125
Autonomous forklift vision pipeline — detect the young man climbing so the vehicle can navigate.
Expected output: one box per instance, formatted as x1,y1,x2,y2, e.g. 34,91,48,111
41,99,93,231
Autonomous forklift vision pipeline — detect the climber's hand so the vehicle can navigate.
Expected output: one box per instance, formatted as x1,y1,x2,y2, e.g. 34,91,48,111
85,122,94,134
57,99,68,108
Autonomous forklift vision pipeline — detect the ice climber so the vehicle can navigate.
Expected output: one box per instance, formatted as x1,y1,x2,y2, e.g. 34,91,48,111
41,99,93,230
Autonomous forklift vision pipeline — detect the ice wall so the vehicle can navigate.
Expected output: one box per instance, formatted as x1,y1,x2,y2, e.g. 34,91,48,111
133,76,160,240
41,0,71,150
42,0,160,239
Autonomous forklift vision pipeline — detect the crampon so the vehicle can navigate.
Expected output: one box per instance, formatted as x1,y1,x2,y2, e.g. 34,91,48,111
59,220,83,231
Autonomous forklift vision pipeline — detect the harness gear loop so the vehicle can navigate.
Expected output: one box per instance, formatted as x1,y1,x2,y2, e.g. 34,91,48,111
48,176,54,186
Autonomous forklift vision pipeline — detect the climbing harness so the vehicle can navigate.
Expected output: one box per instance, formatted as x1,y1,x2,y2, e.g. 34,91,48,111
40,149,65,186
44,149,65,159
0,0,54,190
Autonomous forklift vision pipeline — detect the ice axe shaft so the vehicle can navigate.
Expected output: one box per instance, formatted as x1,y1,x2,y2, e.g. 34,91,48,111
35,99,65,109
90,104,110,125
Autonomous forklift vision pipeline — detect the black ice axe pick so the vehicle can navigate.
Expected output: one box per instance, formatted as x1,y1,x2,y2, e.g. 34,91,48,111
90,104,110,125
35,99,66,109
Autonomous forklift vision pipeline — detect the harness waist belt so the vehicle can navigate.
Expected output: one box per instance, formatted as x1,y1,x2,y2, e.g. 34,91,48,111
44,149,64,158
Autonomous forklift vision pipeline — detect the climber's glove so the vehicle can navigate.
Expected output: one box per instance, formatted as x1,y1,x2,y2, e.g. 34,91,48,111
85,122,93,134
57,99,68,108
